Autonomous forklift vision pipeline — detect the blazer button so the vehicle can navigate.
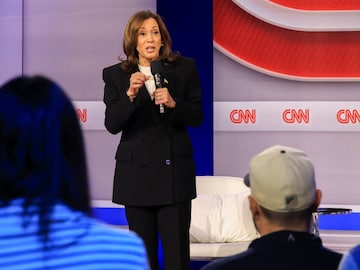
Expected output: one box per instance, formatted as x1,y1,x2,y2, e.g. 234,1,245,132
165,159,171,166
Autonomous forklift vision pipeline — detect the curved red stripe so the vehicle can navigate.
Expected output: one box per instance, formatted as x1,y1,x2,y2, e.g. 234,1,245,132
214,0,360,79
269,0,360,10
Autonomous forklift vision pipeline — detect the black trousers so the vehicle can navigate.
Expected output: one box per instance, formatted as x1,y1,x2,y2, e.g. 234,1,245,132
125,201,191,270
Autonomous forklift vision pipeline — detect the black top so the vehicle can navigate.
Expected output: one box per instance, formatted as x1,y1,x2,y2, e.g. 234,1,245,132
201,230,342,270
102,56,204,206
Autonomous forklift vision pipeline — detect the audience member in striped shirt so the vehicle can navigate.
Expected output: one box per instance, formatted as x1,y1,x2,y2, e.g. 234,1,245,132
0,76,150,270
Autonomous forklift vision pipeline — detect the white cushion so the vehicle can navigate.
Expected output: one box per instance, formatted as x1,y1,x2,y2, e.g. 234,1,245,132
190,190,258,243
190,241,251,259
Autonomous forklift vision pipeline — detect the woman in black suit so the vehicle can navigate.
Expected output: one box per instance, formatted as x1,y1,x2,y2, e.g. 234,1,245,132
102,10,204,270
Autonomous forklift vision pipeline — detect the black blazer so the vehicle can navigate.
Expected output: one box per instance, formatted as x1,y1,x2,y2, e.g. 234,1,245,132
103,56,204,206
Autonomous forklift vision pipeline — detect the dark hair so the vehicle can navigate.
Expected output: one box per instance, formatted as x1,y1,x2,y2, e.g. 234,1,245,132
120,10,180,72
0,75,91,244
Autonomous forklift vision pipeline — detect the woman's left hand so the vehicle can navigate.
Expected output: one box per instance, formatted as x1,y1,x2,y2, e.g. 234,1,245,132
153,88,176,108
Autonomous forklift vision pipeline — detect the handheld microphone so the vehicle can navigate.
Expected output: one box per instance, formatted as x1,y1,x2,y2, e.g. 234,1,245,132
150,60,164,114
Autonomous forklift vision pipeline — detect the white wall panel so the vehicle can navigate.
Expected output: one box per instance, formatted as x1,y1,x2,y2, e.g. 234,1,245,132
0,0,23,84
0,0,156,200
214,48,360,205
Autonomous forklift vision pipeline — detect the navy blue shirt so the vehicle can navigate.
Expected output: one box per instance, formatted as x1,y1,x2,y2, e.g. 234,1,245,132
201,230,342,270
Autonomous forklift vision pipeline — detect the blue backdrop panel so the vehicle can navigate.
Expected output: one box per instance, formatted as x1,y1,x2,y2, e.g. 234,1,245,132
157,0,213,176
93,207,360,230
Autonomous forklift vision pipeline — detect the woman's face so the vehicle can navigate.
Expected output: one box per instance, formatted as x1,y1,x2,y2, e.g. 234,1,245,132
136,18,162,66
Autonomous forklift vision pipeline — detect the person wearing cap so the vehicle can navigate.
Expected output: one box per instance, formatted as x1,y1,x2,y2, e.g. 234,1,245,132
201,145,342,270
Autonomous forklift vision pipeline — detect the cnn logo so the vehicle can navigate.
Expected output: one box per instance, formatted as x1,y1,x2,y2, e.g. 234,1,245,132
283,109,309,123
230,109,256,123
76,108,87,123
337,109,360,124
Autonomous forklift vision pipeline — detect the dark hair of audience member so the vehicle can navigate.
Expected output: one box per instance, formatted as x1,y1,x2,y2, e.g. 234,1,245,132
0,76,91,246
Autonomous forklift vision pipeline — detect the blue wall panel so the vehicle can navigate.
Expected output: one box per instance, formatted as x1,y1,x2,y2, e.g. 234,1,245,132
157,0,214,176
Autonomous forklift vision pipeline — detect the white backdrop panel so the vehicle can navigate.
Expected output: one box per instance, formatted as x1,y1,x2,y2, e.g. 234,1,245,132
214,48,360,205
20,0,156,200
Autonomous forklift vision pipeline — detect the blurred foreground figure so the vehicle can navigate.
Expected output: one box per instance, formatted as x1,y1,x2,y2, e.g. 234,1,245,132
0,76,149,270
339,244,360,270
201,145,342,270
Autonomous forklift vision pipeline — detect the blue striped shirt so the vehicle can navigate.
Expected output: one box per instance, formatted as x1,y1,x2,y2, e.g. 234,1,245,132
339,244,360,270
0,200,149,270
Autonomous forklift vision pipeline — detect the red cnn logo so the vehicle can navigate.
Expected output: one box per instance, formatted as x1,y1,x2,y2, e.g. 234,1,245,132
76,108,87,123
337,109,360,124
283,109,310,123
230,109,256,123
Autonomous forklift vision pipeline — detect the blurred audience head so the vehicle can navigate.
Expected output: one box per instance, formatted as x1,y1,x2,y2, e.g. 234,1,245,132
0,75,91,241
244,145,321,233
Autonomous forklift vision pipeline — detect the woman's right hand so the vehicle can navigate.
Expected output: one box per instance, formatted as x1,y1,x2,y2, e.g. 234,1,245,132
127,72,150,100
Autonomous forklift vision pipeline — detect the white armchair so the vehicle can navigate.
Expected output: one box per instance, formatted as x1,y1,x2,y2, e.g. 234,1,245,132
189,176,258,260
